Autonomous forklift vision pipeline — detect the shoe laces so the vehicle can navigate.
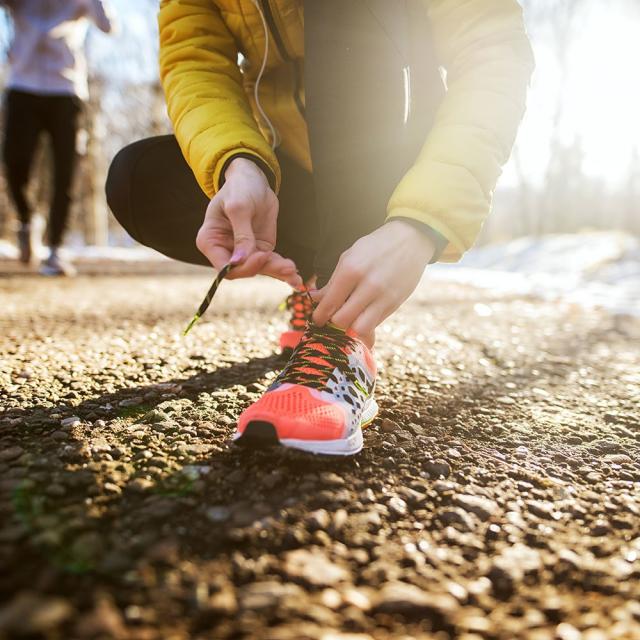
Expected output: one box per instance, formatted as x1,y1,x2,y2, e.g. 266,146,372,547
281,289,314,330
276,323,369,394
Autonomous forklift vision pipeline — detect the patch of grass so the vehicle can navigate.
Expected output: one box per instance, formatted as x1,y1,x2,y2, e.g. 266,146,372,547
117,404,152,420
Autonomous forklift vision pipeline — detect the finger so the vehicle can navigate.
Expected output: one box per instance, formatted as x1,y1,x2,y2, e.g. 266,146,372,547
308,288,325,302
259,255,303,288
312,262,359,326
350,301,387,345
207,245,232,272
225,251,271,279
330,283,373,332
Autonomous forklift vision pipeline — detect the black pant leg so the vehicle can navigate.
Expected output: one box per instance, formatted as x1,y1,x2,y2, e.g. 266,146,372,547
45,95,82,247
107,135,319,276
106,135,210,265
2,90,44,226
304,0,444,286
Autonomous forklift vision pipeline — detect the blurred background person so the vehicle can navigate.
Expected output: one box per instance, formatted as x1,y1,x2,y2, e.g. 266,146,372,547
1,0,114,275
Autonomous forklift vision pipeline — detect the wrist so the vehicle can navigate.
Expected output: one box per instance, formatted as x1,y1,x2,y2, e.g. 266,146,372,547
225,157,265,181
385,218,437,262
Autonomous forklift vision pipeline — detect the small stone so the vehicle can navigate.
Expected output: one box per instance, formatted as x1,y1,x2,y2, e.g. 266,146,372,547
320,589,342,609
128,478,154,492
0,592,73,634
61,416,81,428
387,496,408,517
556,622,582,640
424,459,451,478
74,596,126,638
374,582,457,619
591,519,611,536
206,588,238,616
104,482,122,495
380,418,396,433
341,588,372,611
526,500,560,520
119,397,143,407
440,508,476,531
239,581,304,612
141,409,169,423
318,472,345,487
486,564,516,599
454,494,499,521
284,549,350,587
604,454,633,465
206,506,231,523
0,446,24,462
306,509,331,531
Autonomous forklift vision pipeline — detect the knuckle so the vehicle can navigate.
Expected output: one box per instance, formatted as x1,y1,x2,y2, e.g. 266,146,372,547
224,199,250,218
339,255,361,278
366,277,386,295
195,229,208,253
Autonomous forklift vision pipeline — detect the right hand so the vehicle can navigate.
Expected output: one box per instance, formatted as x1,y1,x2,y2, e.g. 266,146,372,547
196,157,302,287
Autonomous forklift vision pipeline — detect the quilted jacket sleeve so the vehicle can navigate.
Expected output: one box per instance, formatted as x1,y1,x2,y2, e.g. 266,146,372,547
386,0,535,261
158,0,280,197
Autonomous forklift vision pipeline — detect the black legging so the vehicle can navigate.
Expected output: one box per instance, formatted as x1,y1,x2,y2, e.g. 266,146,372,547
106,0,444,284
2,89,82,248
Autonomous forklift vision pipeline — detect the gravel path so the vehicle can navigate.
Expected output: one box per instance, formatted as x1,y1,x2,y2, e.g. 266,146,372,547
1,273,639,640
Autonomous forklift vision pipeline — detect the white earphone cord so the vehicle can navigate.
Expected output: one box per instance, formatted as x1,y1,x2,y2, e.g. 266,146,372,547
251,0,280,149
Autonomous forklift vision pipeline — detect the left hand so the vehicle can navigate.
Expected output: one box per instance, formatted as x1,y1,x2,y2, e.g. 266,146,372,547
311,220,437,345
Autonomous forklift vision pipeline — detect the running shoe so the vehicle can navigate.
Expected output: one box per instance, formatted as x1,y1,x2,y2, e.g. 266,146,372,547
39,250,76,277
235,323,378,456
279,288,314,354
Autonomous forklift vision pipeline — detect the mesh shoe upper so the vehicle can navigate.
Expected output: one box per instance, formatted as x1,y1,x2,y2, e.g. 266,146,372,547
238,323,376,441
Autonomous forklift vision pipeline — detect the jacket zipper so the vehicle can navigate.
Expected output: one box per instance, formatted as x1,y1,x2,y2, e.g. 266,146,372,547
260,0,305,117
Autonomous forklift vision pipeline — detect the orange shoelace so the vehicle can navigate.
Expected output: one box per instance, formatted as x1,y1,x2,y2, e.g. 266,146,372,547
284,289,314,330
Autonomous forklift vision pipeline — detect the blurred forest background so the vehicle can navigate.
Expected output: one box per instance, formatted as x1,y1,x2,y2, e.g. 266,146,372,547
0,0,638,249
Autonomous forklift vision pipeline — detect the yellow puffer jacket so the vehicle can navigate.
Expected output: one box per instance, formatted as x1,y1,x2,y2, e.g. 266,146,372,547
158,0,534,262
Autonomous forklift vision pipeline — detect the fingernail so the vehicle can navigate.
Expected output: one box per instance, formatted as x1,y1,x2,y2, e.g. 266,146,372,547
230,248,246,265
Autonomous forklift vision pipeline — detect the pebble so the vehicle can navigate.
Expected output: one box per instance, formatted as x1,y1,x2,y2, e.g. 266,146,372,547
306,509,331,531
128,478,155,492
141,409,170,423
0,446,24,462
374,582,458,618
424,459,452,478
119,397,143,407
239,581,305,611
380,418,396,433
387,496,408,517
61,416,81,428
206,506,231,523
284,549,350,587
0,592,73,634
104,482,122,495
454,494,499,521
526,500,560,520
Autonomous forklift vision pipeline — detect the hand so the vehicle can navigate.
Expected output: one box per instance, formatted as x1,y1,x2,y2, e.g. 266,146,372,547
311,220,436,345
196,158,302,287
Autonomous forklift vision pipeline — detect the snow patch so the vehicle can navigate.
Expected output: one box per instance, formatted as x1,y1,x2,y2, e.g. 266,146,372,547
430,232,640,317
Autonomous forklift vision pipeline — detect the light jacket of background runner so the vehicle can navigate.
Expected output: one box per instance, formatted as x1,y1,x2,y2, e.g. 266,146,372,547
158,0,535,262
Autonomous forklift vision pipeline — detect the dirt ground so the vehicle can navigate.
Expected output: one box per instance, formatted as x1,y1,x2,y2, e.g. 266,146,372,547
0,271,639,640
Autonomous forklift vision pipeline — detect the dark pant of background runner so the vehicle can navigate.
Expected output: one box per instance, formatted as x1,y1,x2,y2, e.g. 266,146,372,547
2,89,82,248
106,0,444,285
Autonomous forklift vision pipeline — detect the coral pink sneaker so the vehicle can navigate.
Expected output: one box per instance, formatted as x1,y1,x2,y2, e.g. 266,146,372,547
236,323,378,456
279,288,314,354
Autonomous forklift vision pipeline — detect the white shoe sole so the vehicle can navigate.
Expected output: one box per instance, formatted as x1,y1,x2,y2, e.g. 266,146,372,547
234,396,379,456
